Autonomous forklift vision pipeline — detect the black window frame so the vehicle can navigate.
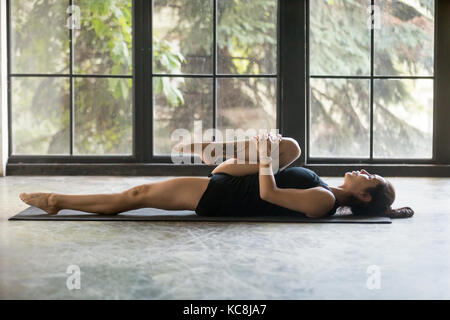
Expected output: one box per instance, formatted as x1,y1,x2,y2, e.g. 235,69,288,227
281,0,450,177
7,0,136,164
148,0,281,164
6,0,280,165
306,0,436,165
5,0,450,176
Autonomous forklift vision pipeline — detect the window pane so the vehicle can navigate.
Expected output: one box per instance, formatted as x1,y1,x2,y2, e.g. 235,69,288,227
11,77,70,155
374,0,434,76
309,0,370,76
153,77,213,155
309,79,370,158
374,79,433,158
10,0,69,74
74,78,133,155
74,0,133,75
153,0,213,74
217,0,277,75
217,78,277,135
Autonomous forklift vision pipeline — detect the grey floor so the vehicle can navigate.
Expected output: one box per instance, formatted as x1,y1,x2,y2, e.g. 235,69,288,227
0,175,449,299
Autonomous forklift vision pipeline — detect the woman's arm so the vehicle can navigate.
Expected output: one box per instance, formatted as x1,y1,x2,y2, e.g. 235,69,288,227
211,136,301,177
257,136,335,218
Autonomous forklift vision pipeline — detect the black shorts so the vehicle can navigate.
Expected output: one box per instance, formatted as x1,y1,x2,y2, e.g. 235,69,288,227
194,173,296,217
195,169,338,217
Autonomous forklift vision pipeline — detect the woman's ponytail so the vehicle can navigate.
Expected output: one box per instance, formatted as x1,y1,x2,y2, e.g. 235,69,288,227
385,206,415,218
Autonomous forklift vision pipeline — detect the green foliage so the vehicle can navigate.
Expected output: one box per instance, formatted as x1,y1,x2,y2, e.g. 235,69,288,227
76,0,132,75
11,0,435,158
310,0,434,158
153,35,186,106
152,0,278,154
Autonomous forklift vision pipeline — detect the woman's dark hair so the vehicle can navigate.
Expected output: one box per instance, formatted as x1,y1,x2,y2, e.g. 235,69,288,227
348,180,414,218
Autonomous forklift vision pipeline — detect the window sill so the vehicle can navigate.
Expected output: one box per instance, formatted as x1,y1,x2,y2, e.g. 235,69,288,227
5,163,450,177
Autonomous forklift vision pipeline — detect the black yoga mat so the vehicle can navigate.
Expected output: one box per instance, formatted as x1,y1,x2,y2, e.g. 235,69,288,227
9,206,391,224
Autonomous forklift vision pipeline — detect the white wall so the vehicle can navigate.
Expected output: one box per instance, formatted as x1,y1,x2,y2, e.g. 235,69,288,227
0,0,8,177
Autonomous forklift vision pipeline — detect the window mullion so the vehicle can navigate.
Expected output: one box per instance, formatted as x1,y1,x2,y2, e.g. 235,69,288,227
134,0,149,163
69,0,74,156
370,0,374,161
435,0,450,164
213,0,217,141
281,0,306,165
147,0,153,162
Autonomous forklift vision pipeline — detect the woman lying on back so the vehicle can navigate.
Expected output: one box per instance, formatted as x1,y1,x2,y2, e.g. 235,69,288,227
19,134,413,219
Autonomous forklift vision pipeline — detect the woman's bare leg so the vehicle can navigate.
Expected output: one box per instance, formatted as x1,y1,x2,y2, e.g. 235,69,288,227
209,137,301,176
19,177,210,215
176,138,260,165
177,137,300,166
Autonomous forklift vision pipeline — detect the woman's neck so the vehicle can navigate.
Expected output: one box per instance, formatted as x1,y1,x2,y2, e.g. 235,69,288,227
328,185,353,206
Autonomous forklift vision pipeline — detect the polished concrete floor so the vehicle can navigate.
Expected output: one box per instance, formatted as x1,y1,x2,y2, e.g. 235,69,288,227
0,175,449,299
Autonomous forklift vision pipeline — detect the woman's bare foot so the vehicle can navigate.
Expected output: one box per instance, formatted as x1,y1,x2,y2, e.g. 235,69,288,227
173,141,219,165
19,192,60,215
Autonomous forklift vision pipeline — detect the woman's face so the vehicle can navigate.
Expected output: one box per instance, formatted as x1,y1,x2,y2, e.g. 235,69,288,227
343,169,386,201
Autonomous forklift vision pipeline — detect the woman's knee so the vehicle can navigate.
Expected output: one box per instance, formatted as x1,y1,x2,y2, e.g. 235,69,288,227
211,158,236,174
122,184,151,202
281,138,301,159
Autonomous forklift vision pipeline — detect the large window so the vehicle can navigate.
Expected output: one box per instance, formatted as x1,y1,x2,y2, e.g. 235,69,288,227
8,0,278,160
152,0,278,155
5,0,450,175
308,0,435,161
9,0,133,156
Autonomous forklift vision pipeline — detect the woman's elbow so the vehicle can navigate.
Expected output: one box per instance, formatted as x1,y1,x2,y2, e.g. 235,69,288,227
282,138,302,160
305,211,327,219
260,189,276,202
259,190,270,201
